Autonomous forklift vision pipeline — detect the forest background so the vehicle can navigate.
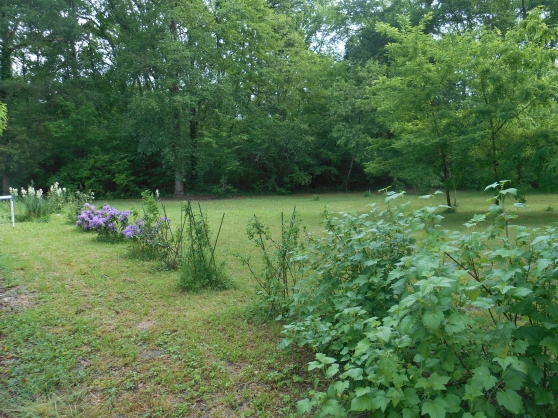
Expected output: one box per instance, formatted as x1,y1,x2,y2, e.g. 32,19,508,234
1,0,558,203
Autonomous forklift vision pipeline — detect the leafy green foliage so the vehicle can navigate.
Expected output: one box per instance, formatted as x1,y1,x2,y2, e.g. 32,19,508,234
179,202,229,292
66,189,95,223
9,183,69,222
283,188,558,417
242,208,305,318
124,191,181,268
0,102,6,133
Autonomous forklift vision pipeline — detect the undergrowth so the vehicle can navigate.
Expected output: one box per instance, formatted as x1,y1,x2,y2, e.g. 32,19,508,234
281,182,558,417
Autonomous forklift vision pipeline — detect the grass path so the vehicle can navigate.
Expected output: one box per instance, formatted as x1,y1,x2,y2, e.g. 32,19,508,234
1,191,558,416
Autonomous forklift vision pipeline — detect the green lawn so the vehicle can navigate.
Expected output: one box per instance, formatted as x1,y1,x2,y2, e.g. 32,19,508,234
1,190,558,417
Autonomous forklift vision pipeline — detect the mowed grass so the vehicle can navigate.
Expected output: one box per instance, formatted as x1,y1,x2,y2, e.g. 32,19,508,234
1,190,558,417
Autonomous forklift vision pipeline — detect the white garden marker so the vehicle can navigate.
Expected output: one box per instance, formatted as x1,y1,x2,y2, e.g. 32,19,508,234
0,195,15,227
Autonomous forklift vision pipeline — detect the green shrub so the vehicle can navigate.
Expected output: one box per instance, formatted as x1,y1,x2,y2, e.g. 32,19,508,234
66,189,95,223
178,202,229,291
284,186,558,417
123,190,183,268
241,208,305,318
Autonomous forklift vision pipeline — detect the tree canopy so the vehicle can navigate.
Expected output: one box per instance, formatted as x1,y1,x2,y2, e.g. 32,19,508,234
0,0,557,197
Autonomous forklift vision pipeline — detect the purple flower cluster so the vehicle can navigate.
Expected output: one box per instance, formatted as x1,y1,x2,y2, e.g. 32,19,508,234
121,217,169,244
76,203,131,235
122,219,143,238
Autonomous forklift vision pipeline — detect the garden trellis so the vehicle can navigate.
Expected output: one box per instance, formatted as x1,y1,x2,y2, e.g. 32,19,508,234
0,195,15,227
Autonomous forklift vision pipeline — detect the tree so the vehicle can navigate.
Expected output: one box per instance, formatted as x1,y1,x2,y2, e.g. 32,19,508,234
368,16,466,205
462,9,558,186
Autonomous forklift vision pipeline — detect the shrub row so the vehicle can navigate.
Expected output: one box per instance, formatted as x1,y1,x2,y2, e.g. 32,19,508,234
75,190,229,291
281,184,558,417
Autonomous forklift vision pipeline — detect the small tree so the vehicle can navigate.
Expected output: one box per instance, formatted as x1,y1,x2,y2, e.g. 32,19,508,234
368,15,466,206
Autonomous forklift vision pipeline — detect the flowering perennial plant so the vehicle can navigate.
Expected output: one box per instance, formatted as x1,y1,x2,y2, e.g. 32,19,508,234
67,190,94,223
120,190,169,260
47,182,68,212
9,183,68,221
76,203,131,236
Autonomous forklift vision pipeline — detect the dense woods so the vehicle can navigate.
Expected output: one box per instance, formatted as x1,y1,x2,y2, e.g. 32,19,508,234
1,0,557,199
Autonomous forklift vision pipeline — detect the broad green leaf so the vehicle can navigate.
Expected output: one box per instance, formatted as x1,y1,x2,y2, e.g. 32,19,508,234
531,235,550,247
503,369,525,390
342,367,363,380
534,387,554,405
508,287,532,299
415,255,439,277
375,326,392,343
496,389,523,414
429,372,451,391
308,361,322,371
500,188,517,196
443,394,461,413
371,391,390,412
322,399,345,416
297,398,314,415
386,387,405,407
539,336,558,355
494,356,514,371
463,384,483,401
402,405,420,418
421,397,447,418
378,356,396,379
354,339,371,357
416,276,455,292
404,388,420,405
464,286,481,301
445,312,467,334
423,310,445,330
329,381,349,397
350,393,374,411
471,297,495,309
472,366,498,390
354,386,371,397
325,363,340,378
315,353,336,364
393,373,410,388
537,258,552,272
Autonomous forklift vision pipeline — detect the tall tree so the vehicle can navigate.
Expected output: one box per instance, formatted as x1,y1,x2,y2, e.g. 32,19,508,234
368,15,467,205
463,9,558,186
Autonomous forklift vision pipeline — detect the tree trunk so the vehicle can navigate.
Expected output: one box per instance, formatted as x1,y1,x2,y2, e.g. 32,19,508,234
344,155,354,193
490,127,500,205
0,32,13,83
174,170,184,197
440,148,452,207
2,174,8,195
189,107,199,189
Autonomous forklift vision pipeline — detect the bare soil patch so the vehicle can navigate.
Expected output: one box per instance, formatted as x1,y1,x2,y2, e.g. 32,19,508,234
0,285,33,311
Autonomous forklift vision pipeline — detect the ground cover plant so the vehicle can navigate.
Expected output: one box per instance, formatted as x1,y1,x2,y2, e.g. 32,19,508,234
1,191,558,416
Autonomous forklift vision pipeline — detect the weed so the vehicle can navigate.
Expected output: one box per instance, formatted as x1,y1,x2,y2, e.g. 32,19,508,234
241,207,305,318
179,202,229,291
